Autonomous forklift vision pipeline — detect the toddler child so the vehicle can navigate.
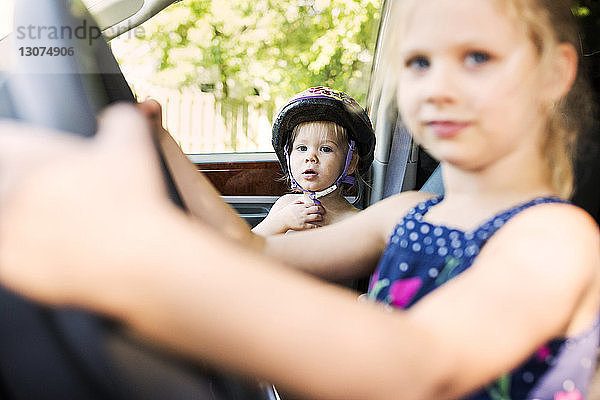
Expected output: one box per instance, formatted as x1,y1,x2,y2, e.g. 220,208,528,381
252,87,375,235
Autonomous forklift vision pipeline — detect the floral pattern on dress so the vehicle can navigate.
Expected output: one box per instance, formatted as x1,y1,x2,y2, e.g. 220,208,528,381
388,277,422,307
554,389,583,400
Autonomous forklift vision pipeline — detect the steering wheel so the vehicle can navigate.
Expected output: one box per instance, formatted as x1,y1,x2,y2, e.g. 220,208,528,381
0,1,268,399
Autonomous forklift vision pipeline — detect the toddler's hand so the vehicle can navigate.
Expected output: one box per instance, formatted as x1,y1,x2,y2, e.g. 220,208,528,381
279,196,325,231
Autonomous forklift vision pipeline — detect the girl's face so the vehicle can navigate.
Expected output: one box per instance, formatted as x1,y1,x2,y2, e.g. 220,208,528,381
397,0,552,171
289,124,350,192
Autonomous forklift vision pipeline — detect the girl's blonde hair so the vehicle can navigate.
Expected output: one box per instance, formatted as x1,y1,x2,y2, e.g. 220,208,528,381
371,0,593,198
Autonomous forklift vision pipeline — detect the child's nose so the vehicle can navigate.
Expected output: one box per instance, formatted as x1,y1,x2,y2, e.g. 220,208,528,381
423,63,458,105
305,151,318,163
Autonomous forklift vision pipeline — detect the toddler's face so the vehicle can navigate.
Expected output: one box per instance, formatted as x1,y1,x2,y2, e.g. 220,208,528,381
289,124,349,192
396,0,551,171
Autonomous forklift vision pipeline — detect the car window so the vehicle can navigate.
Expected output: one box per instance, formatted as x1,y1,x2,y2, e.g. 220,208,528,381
110,0,382,154
0,1,14,40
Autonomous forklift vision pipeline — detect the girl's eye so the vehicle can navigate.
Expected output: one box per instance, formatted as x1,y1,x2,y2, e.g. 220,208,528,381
406,56,430,71
465,51,491,66
320,146,332,153
296,145,307,151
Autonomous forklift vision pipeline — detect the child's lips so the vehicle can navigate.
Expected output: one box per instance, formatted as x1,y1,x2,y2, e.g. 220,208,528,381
426,120,470,138
302,170,318,180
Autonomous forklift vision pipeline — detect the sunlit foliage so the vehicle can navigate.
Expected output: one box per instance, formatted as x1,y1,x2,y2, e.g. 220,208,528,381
116,0,381,119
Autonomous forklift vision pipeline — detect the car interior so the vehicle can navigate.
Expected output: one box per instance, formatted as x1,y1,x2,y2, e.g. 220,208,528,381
0,0,599,399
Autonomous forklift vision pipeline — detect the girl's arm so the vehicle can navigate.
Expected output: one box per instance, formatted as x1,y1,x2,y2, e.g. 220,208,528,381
39,199,600,400
141,100,259,247
142,100,430,279
156,118,397,279
5,107,597,400
261,191,432,281
6,174,597,400
0,118,452,397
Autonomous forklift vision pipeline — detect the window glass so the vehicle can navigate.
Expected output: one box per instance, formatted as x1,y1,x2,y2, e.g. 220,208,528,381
575,1,600,95
0,0,14,40
110,0,382,154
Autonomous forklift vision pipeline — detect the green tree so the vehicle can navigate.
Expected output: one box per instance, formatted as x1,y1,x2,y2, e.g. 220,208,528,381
118,0,381,118
573,0,600,55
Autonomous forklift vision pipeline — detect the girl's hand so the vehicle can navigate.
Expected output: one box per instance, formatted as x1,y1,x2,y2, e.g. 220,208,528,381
0,104,180,311
137,99,257,247
137,99,169,138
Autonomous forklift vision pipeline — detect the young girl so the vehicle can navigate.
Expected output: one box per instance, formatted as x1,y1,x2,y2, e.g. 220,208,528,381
1,0,599,399
252,87,375,235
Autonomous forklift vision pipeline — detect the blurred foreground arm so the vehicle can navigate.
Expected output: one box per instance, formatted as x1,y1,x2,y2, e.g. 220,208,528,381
140,100,385,280
3,105,597,400
0,106,432,399
138,100,259,247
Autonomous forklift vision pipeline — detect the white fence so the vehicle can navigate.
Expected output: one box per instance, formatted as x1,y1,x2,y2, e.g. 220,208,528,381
135,87,274,154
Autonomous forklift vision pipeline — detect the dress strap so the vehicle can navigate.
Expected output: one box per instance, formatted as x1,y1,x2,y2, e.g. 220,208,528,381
403,195,568,242
470,196,568,241
404,196,443,222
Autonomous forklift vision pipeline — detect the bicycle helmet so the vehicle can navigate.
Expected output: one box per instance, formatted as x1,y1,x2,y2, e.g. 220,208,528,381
272,86,375,200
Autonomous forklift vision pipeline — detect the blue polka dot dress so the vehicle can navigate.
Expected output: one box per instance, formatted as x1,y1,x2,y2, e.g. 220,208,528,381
367,196,598,399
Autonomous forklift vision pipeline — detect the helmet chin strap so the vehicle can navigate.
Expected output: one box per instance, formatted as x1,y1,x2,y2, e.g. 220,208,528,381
284,140,356,205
